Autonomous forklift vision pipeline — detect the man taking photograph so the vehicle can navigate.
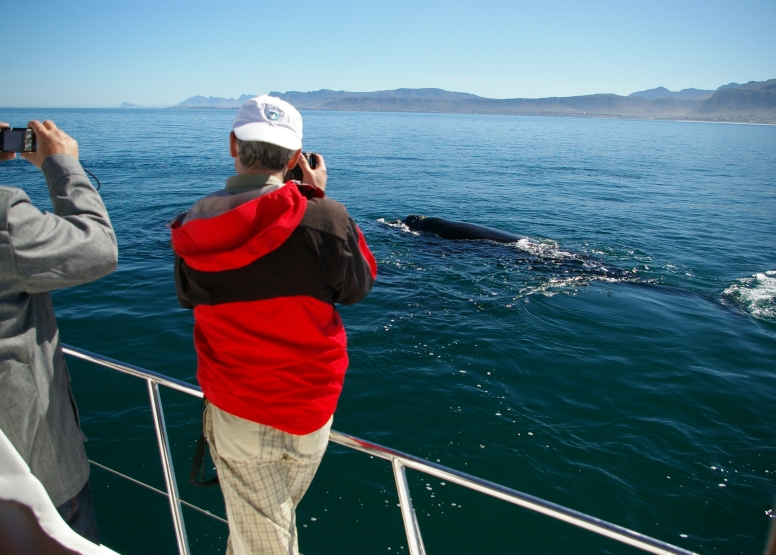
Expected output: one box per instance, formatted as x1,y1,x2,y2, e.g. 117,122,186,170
171,96,376,555
0,120,118,544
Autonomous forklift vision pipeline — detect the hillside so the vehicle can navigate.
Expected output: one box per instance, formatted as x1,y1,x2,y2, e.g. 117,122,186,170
628,86,714,100
174,94,257,108
697,80,776,117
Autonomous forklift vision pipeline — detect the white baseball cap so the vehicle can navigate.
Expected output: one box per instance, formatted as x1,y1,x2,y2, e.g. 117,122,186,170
232,95,303,151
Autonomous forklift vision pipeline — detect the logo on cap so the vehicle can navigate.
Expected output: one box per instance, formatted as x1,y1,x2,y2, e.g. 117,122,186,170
264,105,284,122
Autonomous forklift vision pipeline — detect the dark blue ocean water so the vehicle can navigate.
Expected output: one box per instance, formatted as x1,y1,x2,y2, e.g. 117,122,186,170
1,108,775,555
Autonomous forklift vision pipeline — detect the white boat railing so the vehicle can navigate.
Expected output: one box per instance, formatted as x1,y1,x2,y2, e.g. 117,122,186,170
62,344,697,555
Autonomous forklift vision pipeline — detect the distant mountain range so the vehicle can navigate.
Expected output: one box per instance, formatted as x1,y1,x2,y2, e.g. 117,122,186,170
173,94,257,108
128,80,776,123
269,88,481,107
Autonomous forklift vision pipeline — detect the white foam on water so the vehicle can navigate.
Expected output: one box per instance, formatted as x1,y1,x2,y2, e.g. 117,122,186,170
514,237,570,258
722,270,776,321
519,276,588,297
379,218,419,235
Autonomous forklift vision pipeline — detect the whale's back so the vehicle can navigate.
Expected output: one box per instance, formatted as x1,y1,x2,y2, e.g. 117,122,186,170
406,215,520,243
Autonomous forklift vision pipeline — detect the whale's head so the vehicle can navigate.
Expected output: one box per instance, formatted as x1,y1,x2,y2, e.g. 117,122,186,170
404,214,426,229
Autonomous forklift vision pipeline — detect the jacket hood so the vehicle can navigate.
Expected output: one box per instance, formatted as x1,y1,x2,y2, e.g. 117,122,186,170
171,183,307,272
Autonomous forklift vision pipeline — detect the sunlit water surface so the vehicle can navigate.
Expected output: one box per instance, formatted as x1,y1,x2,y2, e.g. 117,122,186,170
1,108,775,555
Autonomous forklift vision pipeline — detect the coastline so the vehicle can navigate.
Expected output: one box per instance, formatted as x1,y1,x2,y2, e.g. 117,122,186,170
167,106,776,125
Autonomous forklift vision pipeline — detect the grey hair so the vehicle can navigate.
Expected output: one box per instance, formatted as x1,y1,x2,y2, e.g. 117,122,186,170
235,139,295,171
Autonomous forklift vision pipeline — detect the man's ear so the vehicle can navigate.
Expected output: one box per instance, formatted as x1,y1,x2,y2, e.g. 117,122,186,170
229,132,238,159
287,150,302,169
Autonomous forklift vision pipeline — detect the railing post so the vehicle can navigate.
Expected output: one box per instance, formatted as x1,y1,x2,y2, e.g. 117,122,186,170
148,379,191,555
392,458,426,555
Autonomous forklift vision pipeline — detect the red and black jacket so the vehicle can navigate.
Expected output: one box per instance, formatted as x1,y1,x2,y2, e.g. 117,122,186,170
171,182,376,435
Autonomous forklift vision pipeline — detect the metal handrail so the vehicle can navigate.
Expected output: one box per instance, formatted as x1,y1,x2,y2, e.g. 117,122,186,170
62,344,697,555
88,460,228,525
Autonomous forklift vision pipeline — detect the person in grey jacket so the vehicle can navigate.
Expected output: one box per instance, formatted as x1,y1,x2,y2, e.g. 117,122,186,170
0,120,118,544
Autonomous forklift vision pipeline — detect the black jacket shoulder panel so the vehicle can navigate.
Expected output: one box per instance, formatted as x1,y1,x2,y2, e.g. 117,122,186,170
300,198,350,241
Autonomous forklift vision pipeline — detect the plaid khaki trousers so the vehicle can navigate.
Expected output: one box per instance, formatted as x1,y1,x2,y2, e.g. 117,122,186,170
204,403,331,555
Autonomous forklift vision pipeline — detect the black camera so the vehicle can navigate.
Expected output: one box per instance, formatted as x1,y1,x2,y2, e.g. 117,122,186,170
288,152,318,182
0,128,37,153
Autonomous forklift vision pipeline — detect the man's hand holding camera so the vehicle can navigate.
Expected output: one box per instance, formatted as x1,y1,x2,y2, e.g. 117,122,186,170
1,120,79,168
296,152,327,192
22,120,79,168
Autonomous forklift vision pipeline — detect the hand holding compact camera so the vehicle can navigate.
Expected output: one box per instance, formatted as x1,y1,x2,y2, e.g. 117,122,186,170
1,120,79,169
22,120,79,169
288,152,319,182
289,152,327,192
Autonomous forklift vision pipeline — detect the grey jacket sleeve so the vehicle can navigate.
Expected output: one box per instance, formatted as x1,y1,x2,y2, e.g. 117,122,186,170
5,154,118,293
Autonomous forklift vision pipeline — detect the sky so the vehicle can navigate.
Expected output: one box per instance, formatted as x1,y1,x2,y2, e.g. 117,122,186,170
1,0,774,108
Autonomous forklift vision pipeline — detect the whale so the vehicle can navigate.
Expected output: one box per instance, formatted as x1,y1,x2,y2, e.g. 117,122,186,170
403,215,521,243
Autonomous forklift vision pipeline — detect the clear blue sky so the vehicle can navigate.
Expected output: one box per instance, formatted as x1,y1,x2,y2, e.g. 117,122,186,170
1,0,774,107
